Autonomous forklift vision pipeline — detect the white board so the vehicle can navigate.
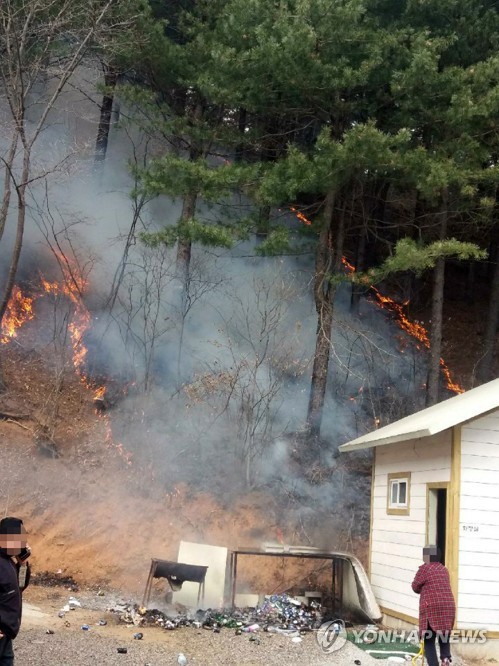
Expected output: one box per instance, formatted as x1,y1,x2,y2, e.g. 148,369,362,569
172,541,228,609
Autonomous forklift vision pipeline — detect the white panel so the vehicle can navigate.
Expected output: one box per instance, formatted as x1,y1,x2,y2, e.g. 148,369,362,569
370,562,417,584
372,585,420,613
459,594,499,611
460,509,499,526
460,494,499,511
459,524,499,540
465,415,499,431
372,573,416,595
461,454,499,471
374,518,426,534
459,551,499,567
173,541,227,609
411,469,451,483
371,551,421,571
461,483,499,500
459,564,499,583
461,431,499,447
457,608,499,631
460,580,499,596
456,621,499,631
371,530,425,547
461,468,498,484
460,540,499,555
457,608,499,626
380,600,418,624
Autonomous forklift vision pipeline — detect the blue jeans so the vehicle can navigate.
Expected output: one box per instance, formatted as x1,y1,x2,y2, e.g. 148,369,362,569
0,636,14,665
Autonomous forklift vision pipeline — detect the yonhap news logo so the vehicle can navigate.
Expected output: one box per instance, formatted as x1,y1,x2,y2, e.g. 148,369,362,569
316,622,488,654
315,619,348,653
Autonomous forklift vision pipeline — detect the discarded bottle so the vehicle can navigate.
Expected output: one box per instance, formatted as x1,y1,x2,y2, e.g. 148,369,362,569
243,623,260,633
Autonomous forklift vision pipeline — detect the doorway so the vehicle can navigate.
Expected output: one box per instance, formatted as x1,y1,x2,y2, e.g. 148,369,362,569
427,484,448,565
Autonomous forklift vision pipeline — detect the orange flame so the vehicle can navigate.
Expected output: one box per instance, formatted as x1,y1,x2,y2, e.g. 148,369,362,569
292,209,464,394
4,252,133,467
1,286,35,343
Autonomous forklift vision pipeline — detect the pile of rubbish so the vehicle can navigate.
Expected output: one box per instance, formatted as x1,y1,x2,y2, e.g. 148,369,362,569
112,593,324,635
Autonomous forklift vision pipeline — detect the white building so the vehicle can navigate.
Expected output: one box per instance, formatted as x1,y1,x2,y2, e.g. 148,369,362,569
340,377,499,659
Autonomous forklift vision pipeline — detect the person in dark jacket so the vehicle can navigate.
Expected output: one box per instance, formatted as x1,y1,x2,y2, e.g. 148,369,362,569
412,545,455,666
0,517,30,665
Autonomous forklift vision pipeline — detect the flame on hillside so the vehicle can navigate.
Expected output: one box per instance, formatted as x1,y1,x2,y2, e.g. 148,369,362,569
292,208,464,395
1,286,35,343
2,256,133,466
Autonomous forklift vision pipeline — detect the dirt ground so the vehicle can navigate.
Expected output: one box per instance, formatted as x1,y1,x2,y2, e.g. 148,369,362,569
13,585,479,666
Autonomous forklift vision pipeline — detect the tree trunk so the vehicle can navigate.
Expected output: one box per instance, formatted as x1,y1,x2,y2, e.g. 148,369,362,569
426,194,448,406
256,205,270,238
477,242,499,383
350,226,367,313
176,191,196,289
235,107,247,163
0,133,19,242
306,189,345,437
0,151,29,326
95,64,118,161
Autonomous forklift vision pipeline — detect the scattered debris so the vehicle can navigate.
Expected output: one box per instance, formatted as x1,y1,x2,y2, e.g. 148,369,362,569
177,653,188,666
113,593,324,639
98,619,107,626
32,571,79,591
133,632,144,640
81,624,90,631
117,647,127,654
69,597,81,609
45,629,54,635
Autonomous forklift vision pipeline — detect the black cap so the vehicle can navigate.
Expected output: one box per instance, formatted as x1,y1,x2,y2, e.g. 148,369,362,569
0,517,24,535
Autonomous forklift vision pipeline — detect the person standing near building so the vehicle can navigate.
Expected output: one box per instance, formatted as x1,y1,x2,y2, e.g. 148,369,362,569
0,517,31,665
412,545,455,666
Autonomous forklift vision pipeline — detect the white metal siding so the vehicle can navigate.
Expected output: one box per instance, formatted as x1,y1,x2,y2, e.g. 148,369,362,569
459,408,499,631
371,432,452,621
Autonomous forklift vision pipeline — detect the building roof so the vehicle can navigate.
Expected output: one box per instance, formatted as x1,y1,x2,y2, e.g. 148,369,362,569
339,378,499,452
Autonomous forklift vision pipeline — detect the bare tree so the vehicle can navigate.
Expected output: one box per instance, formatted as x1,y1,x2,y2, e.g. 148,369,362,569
0,0,142,384
185,274,306,487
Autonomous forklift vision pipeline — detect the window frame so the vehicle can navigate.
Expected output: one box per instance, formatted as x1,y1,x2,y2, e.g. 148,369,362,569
386,472,411,516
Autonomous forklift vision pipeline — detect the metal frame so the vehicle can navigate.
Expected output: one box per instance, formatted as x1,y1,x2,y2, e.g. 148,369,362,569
227,547,346,611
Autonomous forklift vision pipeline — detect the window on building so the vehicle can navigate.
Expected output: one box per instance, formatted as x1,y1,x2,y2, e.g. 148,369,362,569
387,472,411,515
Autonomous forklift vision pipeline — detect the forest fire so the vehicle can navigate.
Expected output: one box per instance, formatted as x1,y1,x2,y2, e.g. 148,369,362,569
0,286,34,343
2,260,133,466
288,210,465,394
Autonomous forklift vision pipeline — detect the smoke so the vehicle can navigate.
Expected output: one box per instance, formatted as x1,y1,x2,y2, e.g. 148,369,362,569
0,65,429,556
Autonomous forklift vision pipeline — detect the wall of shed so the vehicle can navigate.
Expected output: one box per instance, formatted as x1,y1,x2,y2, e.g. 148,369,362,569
370,431,452,621
459,407,499,631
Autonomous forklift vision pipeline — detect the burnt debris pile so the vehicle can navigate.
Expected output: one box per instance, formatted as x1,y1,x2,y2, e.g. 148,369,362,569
113,593,324,633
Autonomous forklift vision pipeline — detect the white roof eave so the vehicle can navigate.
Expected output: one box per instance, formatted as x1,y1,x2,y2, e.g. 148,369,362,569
339,428,432,452
339,378,499,453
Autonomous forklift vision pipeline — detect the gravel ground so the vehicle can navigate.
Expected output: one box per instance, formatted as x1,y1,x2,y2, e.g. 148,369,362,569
14,625,391,666
15,589,468,666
